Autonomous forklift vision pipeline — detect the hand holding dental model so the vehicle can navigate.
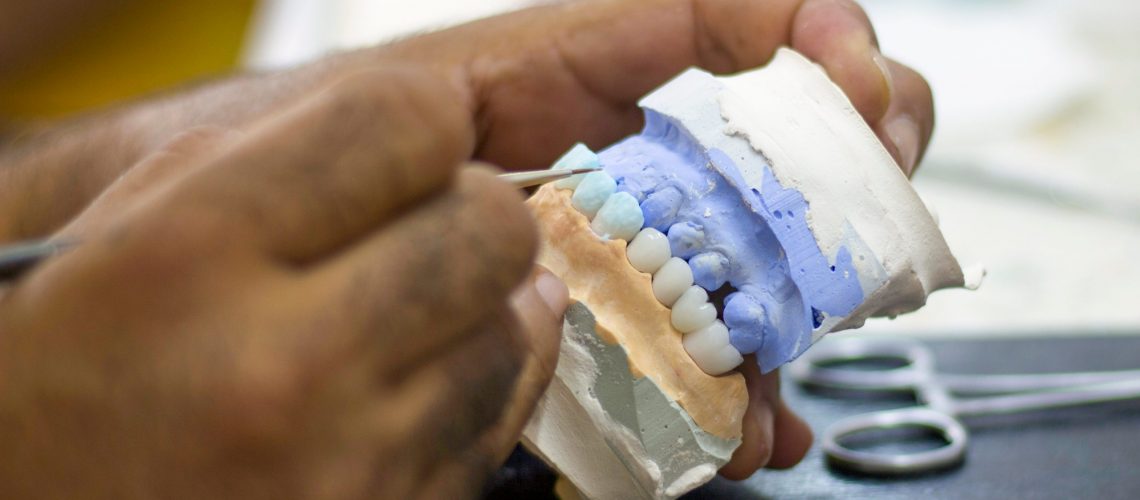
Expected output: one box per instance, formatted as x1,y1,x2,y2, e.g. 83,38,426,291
0,0,939,497
524,49,967,499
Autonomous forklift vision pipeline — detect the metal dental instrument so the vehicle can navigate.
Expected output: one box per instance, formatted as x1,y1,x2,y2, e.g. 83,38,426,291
499,167,600,188
0,168,599,284
0,239,78,283
789,337,1140,476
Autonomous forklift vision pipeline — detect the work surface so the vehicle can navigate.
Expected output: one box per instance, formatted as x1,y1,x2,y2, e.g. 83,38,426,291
486,334,1140,500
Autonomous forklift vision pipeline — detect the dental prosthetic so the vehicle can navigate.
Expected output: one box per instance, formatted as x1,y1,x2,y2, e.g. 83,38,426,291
521,49,974,499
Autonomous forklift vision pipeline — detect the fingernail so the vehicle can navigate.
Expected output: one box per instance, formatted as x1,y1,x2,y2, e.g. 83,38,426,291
535,270,570,316
885,115,920,175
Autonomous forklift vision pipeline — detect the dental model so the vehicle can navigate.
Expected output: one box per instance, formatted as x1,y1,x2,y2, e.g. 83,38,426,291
522,49,974,499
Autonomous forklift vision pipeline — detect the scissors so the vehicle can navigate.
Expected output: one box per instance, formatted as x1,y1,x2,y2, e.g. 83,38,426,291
0,167,596,284
789,337,1140,475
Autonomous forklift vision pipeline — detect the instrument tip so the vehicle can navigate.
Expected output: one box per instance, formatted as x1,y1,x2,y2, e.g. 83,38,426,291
565,167,602,175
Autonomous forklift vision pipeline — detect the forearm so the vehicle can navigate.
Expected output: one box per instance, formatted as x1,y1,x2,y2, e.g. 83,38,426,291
0,51,397,243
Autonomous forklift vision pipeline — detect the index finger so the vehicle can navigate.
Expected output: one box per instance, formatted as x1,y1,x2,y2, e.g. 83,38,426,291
134,66,476,265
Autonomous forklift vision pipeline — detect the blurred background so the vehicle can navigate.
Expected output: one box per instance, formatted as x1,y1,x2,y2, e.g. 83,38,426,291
241,0,1140,338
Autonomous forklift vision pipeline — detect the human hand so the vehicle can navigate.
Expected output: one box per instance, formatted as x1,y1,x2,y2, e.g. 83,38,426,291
0,68,567,499
371,0,933,178
359,0,930,477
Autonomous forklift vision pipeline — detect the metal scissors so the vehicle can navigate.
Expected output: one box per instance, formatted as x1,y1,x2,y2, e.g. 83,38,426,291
0,167,597,284
789,337,1140,475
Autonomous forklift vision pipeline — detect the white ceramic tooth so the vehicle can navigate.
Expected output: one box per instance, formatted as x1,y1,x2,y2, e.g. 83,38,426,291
683,322,743,376
682,320,729,370
671,286,717,333
571,171,617,219
552,143,599,190
627,228,671,273
703,345,744,376
591,192,645,241
652,257,693,307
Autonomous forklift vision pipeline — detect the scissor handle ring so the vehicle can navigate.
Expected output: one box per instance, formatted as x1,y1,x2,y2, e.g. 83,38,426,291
822,407,968,475
790,337,936,392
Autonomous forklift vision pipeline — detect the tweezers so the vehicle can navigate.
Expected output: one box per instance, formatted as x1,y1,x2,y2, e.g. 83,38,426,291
0,167,599,284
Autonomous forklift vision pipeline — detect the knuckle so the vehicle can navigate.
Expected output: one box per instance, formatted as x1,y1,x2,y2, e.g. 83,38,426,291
204,358,306,447
317,68,473,193
312,70,419,154
321,70,394,119
160,126,239,156
119,127,237,189
322,67,469,145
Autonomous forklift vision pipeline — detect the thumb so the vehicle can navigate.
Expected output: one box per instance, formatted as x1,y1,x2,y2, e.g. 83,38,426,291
480,266,568,463
512,265,569,387
417,267,568,497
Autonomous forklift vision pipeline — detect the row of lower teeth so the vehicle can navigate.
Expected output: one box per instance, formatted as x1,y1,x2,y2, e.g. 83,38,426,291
551,144,744,376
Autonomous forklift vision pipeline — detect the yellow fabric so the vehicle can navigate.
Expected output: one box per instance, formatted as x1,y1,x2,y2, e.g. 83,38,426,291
0,1,257,120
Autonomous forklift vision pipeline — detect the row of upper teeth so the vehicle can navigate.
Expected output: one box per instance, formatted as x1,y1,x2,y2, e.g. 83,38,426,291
552,144,744,376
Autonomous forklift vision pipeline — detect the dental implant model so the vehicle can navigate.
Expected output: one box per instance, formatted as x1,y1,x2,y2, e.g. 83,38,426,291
522,49,970,499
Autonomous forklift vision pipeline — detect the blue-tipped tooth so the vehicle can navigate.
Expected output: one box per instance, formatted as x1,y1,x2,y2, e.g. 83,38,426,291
591,192,645,241
571,171,617,219
552,143,600,190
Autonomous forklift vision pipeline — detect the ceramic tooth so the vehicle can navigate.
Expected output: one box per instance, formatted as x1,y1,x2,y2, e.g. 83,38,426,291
671,286,717,333
552,143,600,190
627,228,671,273
591,192,645,241
571,171,617,218
652,257,693,307
682,320,742,375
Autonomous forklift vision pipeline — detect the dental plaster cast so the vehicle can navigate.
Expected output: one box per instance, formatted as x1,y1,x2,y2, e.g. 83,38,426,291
522,49,972,499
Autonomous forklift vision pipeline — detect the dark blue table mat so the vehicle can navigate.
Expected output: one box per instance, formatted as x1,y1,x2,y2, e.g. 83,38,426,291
486,335,1140,499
